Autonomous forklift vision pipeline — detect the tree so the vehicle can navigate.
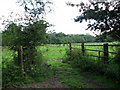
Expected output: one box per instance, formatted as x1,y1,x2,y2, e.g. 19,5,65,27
45,31,95,44
67,1,120,40
17,0,52,18
2,0,51,77
2,23,22,47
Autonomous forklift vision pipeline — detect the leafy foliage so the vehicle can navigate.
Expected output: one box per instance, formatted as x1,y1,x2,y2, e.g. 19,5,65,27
65,49,119,81
67,1,120,40
2,20,48,47
2,57,23,87
17,0,52,18
2,0,51,88
2,24,22,48
2,20,48,71
2,46,51,88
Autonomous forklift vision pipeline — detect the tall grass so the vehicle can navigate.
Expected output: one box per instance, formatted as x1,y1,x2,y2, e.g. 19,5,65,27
37,44,69,60
65,48,120,82
71,42,120,60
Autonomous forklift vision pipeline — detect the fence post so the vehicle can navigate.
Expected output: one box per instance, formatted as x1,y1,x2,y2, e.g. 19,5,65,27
18,48,20,65
18,46,24,77
98,50,100,59
118,59,120,82
118,51,120,82
81,43,85,55
103,43,109,64
69,43,71,56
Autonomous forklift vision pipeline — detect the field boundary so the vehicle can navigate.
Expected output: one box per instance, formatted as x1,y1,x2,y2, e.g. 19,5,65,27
69,43,120,64
69,43,120,81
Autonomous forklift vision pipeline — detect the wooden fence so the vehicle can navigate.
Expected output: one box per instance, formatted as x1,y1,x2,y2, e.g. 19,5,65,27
18,43,120,65
17,43,120,80
69,43,120,81
69,43,120,64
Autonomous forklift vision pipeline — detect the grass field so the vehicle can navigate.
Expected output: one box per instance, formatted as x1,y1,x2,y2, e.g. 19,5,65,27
36,44,69,60
2,42,120,63
71,42,120,61
37,43,119,88
2,42,120,88
2,42,119,69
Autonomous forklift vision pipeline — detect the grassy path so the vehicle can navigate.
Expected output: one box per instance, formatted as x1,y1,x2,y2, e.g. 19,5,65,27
17,59,104,88
47,59,104,88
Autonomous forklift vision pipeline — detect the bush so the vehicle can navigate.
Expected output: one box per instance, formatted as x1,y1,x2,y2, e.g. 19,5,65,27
28,52,50,77
65,49,119,81
2,60,23,87
104,64,119,80
2,47,51,88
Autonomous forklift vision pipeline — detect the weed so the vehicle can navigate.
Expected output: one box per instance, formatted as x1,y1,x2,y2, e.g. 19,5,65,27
65,47,120,88
34,86,40,88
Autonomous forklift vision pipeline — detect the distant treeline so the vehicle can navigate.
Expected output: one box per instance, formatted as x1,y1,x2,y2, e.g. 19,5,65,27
44,32,117,44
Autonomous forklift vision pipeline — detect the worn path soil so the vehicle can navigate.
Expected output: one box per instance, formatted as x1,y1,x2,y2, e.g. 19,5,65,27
18,70,71,88
9,59,105,88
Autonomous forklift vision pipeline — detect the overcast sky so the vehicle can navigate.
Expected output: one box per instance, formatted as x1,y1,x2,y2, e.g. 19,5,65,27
0,0,98,36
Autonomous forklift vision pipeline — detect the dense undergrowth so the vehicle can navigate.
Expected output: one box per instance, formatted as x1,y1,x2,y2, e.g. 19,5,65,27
64,48,120,88
2,47,52,88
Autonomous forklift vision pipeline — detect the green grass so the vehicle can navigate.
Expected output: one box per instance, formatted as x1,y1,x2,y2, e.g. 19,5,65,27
2,46,53,88
82,71,119,88
37,43,119,88
48,60,92,88
2,42,120,88
36,45,69,60
41,43,120,88
34,86,41,88
72,67,119,88
72,42,120,60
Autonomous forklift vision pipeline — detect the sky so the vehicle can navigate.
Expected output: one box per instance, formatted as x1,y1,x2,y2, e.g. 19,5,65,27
0,0,98,36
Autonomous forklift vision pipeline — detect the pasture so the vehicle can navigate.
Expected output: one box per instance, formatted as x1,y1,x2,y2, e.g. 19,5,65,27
37,44,69,60
71,42,120,61
37,42,120,62
2,42,120,88
2,42,120,71
2,42,120,68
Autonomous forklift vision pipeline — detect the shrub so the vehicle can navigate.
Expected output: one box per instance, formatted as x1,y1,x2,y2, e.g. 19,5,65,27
65,49,119,81
2,60,23,87
2,47,51,88
28,52,50,77
104,64,119,80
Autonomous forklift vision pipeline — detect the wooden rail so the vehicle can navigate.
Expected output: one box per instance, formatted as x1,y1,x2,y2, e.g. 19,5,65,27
69,43,120,81
69,43,120,64
75,44,120,47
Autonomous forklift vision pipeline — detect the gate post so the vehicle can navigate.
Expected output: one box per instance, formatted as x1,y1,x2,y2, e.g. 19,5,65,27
81,43,85,55
69,43,71,56
18,46,24,77
103,43,109,64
